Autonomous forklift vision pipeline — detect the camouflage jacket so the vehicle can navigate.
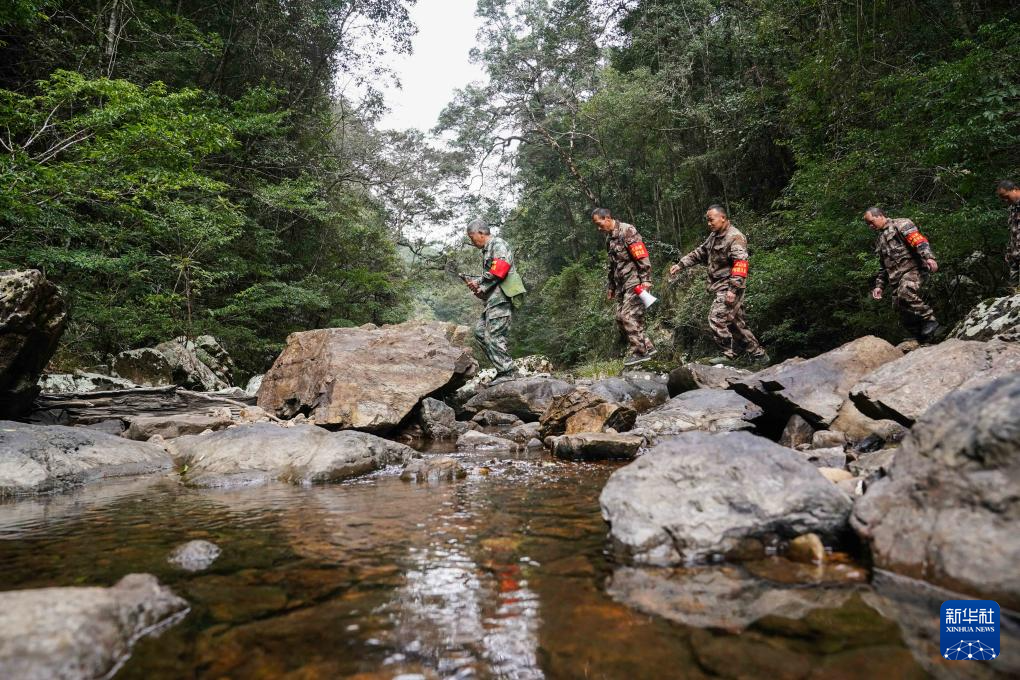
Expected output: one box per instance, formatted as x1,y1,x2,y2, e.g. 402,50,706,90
1007,199,1020,264
873,218,935,290
606,221,653,293
474,236,514,312
677,223,750,291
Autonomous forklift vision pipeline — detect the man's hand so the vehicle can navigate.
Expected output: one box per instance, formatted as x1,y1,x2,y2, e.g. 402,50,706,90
669,263,683,276
725,290,737,305
925,258,939,273
607,289,615,300
642,282,652,290
466,280,480,294
871,287,883,301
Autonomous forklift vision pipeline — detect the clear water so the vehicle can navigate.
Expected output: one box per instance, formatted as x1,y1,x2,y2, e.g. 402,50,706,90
0,446,948,679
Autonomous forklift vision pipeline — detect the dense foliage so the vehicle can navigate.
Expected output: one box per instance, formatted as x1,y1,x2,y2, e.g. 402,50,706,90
0,0,418,375
442,0,1020,364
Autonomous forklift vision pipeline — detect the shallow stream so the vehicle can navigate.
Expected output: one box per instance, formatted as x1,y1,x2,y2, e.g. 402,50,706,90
0,446,960,679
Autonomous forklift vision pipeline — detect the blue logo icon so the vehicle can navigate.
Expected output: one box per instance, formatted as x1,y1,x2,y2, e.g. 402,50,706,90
940,600,1000,661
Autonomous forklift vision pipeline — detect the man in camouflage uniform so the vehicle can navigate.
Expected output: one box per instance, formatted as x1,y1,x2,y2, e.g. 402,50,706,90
464,219,518,384
864,207,941,341
592,208,657,366
670,205,769,365
996,180,1020,290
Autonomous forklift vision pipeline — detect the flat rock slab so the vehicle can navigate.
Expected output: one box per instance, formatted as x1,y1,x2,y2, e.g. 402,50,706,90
168,540,221,572
463,376,573,422
455,430,518,451
852,374,1020,609
257,321,476,431
167,423,414,488
667,363,750,396
849,339,1020,425
630,388,763,443
550,433,643,461
124,413,234,441
730,336,902,428
0,574,188,680
600,431,853,565
952,292,1020,342
608,566,853,632
0,420,172,498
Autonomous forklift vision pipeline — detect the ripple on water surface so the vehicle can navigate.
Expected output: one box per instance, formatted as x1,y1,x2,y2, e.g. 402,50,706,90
0,448,950,679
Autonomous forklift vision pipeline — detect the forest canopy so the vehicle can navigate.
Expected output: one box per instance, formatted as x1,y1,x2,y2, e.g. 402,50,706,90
2,1,1019,376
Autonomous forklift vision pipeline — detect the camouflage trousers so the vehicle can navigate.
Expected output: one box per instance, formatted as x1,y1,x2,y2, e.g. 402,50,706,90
890,270,935,334
615,290,655,355
1007,252,1019,288
708,285,763,358
474,304,514,374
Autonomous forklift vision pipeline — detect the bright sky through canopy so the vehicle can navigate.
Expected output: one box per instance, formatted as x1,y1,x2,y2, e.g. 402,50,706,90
378,0,487,132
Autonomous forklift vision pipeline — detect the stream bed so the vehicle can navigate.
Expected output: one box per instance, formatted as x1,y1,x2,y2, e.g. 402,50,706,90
0,446,949,679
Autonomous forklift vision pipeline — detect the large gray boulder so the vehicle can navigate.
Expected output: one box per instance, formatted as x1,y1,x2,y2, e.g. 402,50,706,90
588,371,669,412
667,363,750,396
112,335,232,392
418,397,470,440
550,432,643,461
0,574,188,680
629,388,763,444
850,339,1020,425
952,293,1020,342
608,566,854,632
852,374,1020,610
257,321,476,431
730,336,902,428
0,421,172,497
0,270,67,418
463,376,573,422
538,388,636,438
166,422,414,488
600,432,853,565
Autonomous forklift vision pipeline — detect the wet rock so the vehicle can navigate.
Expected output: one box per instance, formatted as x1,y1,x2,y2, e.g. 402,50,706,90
862,571,1020,679
607,565,854,632
0,421,172,497
667,362,750,396
788,533,826,565
629,388,763,444
418,397,469,440
850,339,1020,426
257,321,476,431
244,374,263,396
84,419,127,436
952,292,1020,343
830,399,908,443
400,456,466,483
798,447,847,470
38,371,137,394
505,421,541,444
525,437,543,449
811,429,847,449
730,336,902,429
539,388,635,438
471,409,524,427
0,573,188,680
852,374,1020,609
167,423,413,488
600,431,853,565
779,414,816,448
124,413,234,441
589,372,669,412
0,269,67,418
463,376,573,422
455,429,518,451
550,432,643,461
168,540,222,572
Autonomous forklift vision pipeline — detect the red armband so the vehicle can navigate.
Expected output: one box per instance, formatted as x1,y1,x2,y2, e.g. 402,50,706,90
905,232,928,248
731,260,749,278
628,242,649,260
489,258,511,280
